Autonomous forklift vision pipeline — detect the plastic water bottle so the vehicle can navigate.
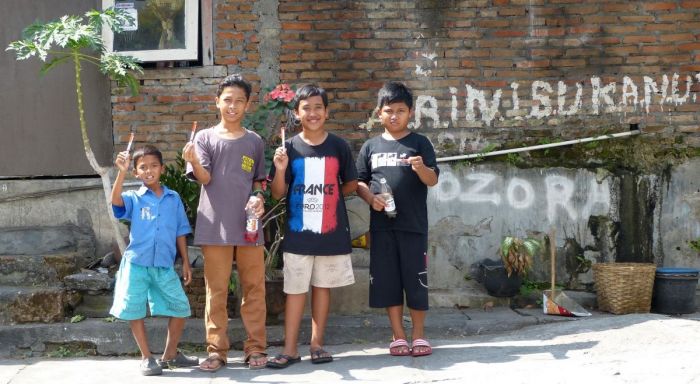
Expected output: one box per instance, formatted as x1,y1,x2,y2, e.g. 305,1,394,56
379,178,397,218
244,196,259,243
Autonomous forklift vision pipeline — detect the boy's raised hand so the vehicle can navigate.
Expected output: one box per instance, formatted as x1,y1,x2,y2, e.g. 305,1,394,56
115,151,130,173
406,155,425,172
273,146,288,170
182,142,199,164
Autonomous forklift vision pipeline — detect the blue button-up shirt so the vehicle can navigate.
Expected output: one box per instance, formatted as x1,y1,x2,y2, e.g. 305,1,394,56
112,185,192,268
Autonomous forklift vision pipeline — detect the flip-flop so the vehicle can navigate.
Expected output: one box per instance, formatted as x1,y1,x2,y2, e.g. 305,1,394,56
245,353,268,370
198,355,226,372
389,339,411,356
310,348,333,364
266,354,301,369
411,338,432,357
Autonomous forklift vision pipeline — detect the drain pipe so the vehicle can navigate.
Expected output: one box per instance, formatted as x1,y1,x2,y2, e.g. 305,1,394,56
436,129,641,163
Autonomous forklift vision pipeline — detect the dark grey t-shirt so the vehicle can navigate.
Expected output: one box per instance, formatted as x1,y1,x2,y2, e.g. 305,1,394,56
186,127,266,245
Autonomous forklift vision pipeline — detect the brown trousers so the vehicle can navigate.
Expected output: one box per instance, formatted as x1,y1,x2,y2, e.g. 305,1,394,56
202,245,266,360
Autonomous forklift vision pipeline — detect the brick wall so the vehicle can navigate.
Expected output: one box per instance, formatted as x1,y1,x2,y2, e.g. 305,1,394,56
112,0,700,164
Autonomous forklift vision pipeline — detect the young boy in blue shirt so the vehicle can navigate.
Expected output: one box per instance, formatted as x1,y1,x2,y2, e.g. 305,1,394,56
110,144,198,375
356,82,440,357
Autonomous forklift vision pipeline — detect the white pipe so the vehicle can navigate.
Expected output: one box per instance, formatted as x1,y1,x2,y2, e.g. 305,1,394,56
436,130,641,163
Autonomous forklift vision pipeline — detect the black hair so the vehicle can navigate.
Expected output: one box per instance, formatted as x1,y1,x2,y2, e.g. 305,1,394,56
132,145,163,168
217,74,252,100
377,81,413,110
293,84,328,111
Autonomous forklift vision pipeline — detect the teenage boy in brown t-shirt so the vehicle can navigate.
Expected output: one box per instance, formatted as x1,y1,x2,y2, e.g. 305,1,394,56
183,74,268,371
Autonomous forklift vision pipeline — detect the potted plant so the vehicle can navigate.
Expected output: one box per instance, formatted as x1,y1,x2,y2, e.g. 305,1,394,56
481,236,542,297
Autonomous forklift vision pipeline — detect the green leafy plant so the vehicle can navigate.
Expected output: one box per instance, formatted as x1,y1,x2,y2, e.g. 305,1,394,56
160,153,199,228
690,238,700,253
6,8,142,253
506,152,522,165
500,236,542,277
46,344,91,358
574,253,592,274
70,314,85,323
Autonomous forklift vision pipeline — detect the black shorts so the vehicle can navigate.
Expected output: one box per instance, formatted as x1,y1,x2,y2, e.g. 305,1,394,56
369,230,428,311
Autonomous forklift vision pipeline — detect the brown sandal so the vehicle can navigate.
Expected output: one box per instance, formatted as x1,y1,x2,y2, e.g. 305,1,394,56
199,355,226,372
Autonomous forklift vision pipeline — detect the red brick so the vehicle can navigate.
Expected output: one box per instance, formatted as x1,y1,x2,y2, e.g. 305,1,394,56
112,96,144,103
215,57,239,65
217,32,245,40
643,2,678,11
299,71,334,79
113,104,135,112
340,32,371,39
191,95,214,102
297,13,331,21
679,42,700,51
281,42,315,50
447,30,482,39
156,95,188,103
281,22,312,30
354,40,387,49
493,30,527,38
623,35,658,43
603,2,638,12
515,60,551,68
531,28,566,37
659,33,695,42
568,25,601,34
681,1,700,8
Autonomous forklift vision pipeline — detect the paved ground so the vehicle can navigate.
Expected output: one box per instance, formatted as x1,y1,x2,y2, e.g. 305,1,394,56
1,309,699,384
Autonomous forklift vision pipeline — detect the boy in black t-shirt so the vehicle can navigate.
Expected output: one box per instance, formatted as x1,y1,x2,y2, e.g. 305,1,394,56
356,82,440,357
267,84,358,368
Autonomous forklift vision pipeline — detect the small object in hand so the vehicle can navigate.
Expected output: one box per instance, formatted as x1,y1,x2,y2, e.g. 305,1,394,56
190,121,197,142
125,132,135,152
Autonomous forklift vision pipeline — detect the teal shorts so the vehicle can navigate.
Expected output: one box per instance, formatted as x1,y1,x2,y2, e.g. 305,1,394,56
110,257,191,321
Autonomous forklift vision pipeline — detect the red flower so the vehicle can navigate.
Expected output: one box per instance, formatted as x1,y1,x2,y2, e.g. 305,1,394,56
265,84,295,104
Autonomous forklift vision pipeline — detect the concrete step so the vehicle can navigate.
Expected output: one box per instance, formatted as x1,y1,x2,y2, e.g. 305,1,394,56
0,252,82,287
0,225,95,262
0,307,605,358
0,286,77,325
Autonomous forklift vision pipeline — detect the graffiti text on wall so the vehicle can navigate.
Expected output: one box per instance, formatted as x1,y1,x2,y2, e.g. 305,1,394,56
433,170,611,223
413,73,697,128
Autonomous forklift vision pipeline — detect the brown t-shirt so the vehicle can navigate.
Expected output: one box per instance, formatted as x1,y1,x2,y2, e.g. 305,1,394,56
186,127,266,245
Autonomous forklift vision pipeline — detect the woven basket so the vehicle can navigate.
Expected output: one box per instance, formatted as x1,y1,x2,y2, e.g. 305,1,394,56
593,263,656,314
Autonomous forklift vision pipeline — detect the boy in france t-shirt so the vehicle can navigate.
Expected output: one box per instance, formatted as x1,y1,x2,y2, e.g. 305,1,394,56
266,84,358,368
355,81,440,357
